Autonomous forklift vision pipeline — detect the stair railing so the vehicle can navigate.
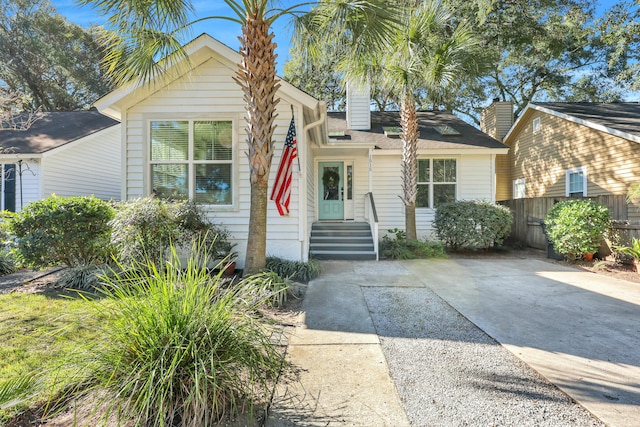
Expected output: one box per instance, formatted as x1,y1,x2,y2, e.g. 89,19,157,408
365,192,379,260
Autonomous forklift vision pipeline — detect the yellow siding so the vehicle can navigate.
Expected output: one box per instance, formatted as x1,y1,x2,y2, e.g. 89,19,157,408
507,111,640,220
495,154,511,201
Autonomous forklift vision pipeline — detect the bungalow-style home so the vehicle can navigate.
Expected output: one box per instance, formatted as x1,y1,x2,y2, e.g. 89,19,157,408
482,101,640,221
94,33,507,266
0,111,121,211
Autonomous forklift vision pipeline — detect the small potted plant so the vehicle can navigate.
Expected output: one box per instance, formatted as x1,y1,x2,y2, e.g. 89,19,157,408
614,237,640,272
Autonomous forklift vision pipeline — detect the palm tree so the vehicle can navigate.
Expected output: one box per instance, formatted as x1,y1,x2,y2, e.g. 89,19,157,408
82,0,394,274
299,0,479,240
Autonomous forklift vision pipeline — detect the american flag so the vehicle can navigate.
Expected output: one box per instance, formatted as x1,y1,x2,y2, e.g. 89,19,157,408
270,116,297,216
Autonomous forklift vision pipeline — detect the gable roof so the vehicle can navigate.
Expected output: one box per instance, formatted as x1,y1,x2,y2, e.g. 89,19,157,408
0,111,119,154
327,111,507,151
95,33,322,120
504,102,640,144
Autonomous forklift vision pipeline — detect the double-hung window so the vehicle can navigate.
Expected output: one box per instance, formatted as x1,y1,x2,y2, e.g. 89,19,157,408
416,158,457,209
566,166,587,197
513,178,526,199
150,120,233,205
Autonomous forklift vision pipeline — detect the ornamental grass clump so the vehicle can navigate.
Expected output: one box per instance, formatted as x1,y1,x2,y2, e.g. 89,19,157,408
544,199,610,259
75,244,286,426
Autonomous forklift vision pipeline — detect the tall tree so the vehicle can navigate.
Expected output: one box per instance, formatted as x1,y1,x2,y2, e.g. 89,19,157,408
83,0,394,275
0,0,113,111
598,0,640,93
298,0,478,240
444,0,623,124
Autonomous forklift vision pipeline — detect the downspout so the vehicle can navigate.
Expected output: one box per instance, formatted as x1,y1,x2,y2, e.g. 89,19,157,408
368,148,373,192
300,104,327,261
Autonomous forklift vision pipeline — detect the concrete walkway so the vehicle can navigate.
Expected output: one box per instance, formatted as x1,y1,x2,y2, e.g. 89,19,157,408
267,258,640,427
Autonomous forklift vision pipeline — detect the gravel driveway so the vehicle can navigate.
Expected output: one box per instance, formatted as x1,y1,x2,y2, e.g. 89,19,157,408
364,285,604,426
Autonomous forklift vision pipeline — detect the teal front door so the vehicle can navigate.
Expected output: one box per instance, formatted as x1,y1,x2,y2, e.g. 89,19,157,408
318,162,344,220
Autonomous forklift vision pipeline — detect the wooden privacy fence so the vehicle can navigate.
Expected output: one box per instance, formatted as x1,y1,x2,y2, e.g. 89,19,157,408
499,196,640,251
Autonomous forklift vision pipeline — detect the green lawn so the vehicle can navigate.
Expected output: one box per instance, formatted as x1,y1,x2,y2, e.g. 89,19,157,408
0,290,107,422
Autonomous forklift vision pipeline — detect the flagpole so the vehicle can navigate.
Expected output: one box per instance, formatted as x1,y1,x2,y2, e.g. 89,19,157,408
291,105,301,172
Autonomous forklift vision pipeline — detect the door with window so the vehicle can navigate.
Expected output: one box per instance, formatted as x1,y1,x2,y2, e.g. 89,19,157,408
318,162,344,220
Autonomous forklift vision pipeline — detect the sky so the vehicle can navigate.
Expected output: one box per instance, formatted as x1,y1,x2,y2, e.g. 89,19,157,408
50,0,624,75
50,0,306,74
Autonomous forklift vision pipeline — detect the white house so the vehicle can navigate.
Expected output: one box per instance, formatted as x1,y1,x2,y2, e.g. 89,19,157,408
0,111,121,211
95,33,507,266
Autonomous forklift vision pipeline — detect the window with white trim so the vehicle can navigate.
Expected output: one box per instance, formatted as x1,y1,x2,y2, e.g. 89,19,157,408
566,167,587,197
513,178,526,199
416,158,457,208
150,120,233,205
532,117,541,133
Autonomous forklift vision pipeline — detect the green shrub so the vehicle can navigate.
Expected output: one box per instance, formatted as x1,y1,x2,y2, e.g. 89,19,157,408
110,198,231,266
0,249,17,276
544,199,611,258
379,228,447,259
56,264,109,290
433,201,513,250
69,244,286,426
9,196,114,268
243,270,298,307
265,256,322,282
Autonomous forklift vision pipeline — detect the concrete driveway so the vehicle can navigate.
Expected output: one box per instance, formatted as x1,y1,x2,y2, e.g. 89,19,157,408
266,258,640,427
406,257,640,427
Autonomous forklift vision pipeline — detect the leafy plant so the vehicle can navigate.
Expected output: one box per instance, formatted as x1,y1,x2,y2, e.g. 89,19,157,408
68,243,286,426
243,270,297,307
56,264,109,290
614,237,640,266
0,375,39,411
9,195,115,268
110,197,231,266
433,201,513,251
0,249,17,276
544,199,611,259
265,256,322,282
379,228,447,259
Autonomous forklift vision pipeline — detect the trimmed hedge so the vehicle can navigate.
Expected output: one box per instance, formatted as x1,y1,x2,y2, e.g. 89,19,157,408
10,195,114,268
433,201,512,250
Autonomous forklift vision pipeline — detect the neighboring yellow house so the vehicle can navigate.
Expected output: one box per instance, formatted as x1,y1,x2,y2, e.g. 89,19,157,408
482,102,640,221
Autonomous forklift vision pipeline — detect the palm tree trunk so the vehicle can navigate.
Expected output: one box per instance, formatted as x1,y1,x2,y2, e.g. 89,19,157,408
234,14,280,275
400,94,418,240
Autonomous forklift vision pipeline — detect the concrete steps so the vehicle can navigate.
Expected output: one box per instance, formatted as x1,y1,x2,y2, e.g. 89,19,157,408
309,222,376,260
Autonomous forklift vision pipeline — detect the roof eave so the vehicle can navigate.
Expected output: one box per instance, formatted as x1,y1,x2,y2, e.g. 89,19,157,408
505,103,640,145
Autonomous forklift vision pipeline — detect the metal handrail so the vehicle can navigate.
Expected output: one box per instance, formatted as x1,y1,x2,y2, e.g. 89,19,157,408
365,192,379,260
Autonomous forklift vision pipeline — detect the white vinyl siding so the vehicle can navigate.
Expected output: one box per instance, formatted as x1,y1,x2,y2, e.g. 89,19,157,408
372,153,496,240
41,125,121,201
125,56,304,266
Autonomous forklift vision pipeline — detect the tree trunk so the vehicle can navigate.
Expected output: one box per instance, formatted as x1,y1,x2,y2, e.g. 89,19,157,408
234,14,280,276
400,94,418,240
245,175,269,275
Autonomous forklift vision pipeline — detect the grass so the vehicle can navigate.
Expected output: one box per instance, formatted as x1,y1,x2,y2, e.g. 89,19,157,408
0,244,294,426
0,290,108,422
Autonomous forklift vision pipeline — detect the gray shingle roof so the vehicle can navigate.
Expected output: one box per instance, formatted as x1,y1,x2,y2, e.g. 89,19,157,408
0,111,119,154
534,102,640,138
327,111,506,149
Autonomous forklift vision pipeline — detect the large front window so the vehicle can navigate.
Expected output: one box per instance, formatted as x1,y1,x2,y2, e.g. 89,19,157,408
150,120,233,205
416,158,457,208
